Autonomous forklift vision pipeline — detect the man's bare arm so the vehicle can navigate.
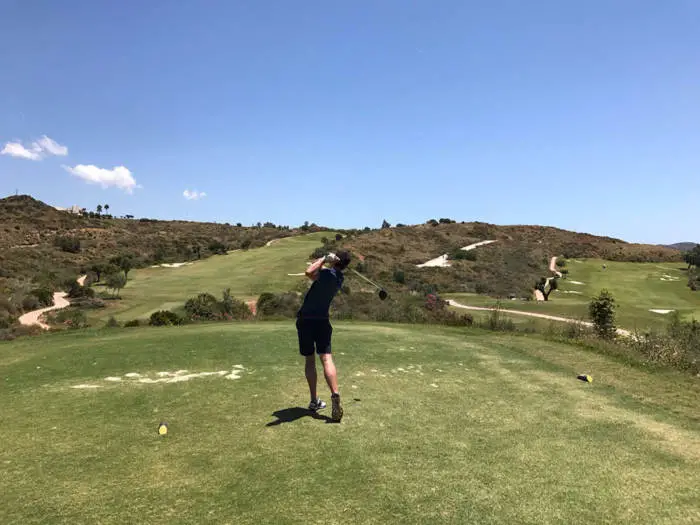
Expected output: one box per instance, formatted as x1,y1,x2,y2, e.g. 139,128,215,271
305,257,326,281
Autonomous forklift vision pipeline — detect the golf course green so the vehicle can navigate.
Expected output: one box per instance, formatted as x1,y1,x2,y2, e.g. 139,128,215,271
1,322,698,524
447,258,700,331
91,232,335,322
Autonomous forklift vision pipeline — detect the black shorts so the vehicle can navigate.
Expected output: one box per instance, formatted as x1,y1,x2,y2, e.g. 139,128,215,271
296,318,333,356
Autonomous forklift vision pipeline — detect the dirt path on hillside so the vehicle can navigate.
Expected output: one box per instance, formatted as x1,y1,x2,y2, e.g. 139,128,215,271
19,274,87,330
447,299,631,337
549,256,563,278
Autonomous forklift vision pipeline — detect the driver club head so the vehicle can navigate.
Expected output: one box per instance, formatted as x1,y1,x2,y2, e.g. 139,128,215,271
378,289,388,301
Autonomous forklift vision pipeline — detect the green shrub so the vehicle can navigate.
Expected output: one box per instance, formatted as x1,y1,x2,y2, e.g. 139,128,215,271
220,288,252,320
149,310,182,326
393,269,406,284
106,316,120,328
310,247,326,259
69,297,105,309
589,290,617,340
449,248,477,261
31,286,54,307
22,295,41,311
54,308,89,329
124,319,141,328
256,292,301,319
185,293,220,320
54,235,81,253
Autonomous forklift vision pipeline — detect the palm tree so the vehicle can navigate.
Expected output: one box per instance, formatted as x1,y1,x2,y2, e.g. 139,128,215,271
96,204,103,214
104,204,110,214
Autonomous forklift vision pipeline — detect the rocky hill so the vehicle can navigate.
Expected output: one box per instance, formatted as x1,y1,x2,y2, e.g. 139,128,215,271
0,195,296,285
338,221,683,298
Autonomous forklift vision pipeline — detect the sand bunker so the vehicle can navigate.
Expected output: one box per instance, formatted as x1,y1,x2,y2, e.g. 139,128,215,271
152,262,193,268
417,240,497,268
649,309,675,314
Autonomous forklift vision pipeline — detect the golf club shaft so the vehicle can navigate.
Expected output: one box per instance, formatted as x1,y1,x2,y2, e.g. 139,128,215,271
349,268,383,290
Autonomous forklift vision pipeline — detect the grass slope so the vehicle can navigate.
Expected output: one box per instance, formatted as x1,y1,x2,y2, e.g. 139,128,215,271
94,232,331,321
1,323,698,524
447,259,700,330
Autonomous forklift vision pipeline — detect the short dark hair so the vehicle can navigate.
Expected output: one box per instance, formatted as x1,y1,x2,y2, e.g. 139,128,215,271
336,250,351,270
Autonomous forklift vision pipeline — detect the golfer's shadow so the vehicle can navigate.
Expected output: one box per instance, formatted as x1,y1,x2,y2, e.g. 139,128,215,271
266,407,335,426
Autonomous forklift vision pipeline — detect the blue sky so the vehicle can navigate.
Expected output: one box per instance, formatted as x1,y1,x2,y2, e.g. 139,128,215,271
1,1,698,243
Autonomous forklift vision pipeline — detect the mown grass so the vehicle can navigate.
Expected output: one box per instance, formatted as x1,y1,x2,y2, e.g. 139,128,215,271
1,322,698,524
89,232,332,322
446,259,700,330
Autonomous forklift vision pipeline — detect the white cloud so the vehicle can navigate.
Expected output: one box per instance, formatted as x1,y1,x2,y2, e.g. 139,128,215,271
1,142,41,160
1,135,68,160
183,189,207,200
64,164,138,193
33,135,68,156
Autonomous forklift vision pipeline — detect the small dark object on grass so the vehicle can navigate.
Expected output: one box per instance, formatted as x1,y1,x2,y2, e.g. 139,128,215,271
577,374,593,383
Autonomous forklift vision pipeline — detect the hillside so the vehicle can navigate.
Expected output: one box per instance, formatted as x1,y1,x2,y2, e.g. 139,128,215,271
665,242,699,252
0,195,297,284
339,221,683,298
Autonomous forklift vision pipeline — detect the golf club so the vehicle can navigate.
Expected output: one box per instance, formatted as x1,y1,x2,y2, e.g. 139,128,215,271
349,268,389,301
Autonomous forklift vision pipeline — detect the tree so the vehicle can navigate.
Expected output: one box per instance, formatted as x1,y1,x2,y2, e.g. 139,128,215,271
106,272,127,298
381,219,391,229
535,277,558,301
110,255,134,280
589,290,617,339
96,204,103,215
104,204,110,214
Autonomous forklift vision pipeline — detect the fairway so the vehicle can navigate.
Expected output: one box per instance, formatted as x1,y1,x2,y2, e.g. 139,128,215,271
1,323,698,524
447,259,700,330
92,232,332,322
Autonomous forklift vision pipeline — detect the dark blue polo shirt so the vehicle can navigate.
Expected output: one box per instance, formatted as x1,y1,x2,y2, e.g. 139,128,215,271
297,268,344,319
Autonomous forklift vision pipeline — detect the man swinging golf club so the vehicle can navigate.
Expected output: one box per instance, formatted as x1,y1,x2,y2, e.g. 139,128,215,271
296,250,351,422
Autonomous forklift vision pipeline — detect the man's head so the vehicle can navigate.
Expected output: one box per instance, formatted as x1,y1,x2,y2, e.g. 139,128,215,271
333,250,351,270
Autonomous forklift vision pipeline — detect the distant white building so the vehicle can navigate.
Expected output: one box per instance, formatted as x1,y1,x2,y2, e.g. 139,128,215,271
53,205,82,214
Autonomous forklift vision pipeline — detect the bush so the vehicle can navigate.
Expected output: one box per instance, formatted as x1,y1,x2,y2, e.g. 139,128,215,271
69,297,105,309
149,310,182,326
335,234,343,241
22,295,41,311
256,292,301,319
106,316,120,328
478,303,516,332
208,240,228,254
124,319,141,328
310,247,326,259
221,288,253,320
31,286,54,307
556,259,567,268
589,290,617,340
185,293,220,320
67,280,95,298
54,235,81,253
105,272,127,298
449,248,477,261
393,269,406,284
54,308,89,329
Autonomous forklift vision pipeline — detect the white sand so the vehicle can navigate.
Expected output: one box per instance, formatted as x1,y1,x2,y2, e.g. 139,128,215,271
71,384,101,389
568,280,585,285
96,367,247,386
152,262,193,268
417,240,497,268
430,384,438,388
649,309,675,314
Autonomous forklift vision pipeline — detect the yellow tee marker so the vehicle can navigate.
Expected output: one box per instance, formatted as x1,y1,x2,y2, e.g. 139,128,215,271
158,422,168,436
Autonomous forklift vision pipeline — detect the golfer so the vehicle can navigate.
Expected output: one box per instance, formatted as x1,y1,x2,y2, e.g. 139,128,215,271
296,250,351,422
